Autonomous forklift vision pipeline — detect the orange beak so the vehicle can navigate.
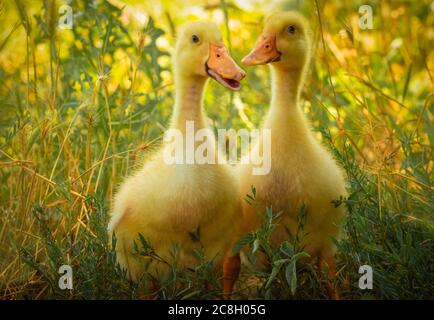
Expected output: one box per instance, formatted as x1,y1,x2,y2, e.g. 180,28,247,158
242,34,281,66
206,43,246,90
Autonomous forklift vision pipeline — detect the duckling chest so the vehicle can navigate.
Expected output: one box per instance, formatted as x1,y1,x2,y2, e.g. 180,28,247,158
152,164,237,232
257,163,308,213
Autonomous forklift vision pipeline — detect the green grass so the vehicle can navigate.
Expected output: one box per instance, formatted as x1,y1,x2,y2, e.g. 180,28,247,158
0,0,433,299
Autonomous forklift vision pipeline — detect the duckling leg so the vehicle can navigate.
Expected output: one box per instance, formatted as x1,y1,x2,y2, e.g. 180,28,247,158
222,253,241,298
318,256,340,300
139,278,160,300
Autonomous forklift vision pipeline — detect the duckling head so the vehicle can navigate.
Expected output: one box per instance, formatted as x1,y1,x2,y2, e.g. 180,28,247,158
174,21,245,90
242,11,311,69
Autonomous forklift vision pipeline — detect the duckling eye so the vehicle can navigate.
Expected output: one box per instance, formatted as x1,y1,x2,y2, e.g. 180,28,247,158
287,25,296,34
191,34,200,43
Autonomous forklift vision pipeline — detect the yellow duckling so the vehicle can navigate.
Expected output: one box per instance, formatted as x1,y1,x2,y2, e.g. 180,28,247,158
108,21,245,289
238,12,347,290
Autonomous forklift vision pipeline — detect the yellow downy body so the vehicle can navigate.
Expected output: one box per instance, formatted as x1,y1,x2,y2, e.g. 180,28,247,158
109,21,241,281
239,12,347,261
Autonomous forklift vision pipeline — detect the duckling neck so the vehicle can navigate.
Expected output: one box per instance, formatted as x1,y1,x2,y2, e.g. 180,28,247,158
172,75,207,131
265,65,314,150
270,66,304,112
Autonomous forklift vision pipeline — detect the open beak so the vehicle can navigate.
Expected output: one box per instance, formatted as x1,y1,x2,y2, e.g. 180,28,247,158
242,34,281,66
206,43,246,91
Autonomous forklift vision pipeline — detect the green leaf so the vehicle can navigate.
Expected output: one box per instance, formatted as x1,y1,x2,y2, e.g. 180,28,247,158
264,258,290,289
232,233,254,255
251,185,256,198
188,226,201,243
266,206,273,220
265,261,284,289
280,241,294,257
285,261,297,295
290,252,310,262
273,258,290,266
402,63,412,102
252,239,261,254
181,290,202,300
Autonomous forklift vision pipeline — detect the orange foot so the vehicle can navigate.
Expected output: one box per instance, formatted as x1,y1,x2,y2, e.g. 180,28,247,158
222,253,241,299
317,256,340,300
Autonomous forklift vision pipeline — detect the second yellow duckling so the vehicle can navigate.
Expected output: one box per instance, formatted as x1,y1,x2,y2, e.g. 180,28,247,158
238,12,347,290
